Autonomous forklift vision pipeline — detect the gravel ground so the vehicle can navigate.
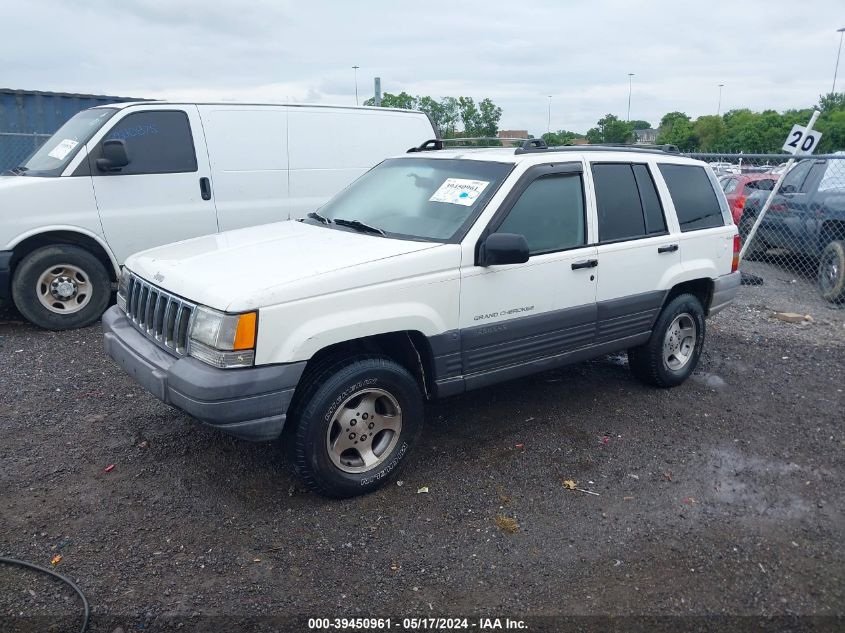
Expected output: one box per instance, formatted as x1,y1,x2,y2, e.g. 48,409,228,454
1,260,843,633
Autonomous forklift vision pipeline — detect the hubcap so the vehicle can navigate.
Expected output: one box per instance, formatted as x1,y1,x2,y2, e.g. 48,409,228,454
326,388,402,474
663,313,697,371
36,264,92,314
819,254,839,292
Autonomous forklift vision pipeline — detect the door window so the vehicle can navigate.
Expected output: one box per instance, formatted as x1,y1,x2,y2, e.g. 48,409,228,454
658,164,724,232
593,163,667,241
496,174,585,255
97,110,197,175
723,178,738,193
781,160,813,192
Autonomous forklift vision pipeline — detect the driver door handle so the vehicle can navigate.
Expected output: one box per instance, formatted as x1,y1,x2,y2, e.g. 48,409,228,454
658,244,679,253
199,177,212,201
571,259,598,270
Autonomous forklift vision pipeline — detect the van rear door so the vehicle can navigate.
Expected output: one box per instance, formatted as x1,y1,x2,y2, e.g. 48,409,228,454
198,105,290,231
89,105,218,263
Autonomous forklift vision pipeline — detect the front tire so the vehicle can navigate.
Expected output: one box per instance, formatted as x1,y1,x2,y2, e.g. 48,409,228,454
11,245,112,330
628,293,706,388
285,355,424,498
817,240,845,304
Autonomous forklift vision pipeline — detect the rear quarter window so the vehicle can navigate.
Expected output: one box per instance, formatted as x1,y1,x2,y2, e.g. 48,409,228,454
658,164,725,232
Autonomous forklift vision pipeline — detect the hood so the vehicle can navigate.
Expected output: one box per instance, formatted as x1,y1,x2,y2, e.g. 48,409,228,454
125,220,446,311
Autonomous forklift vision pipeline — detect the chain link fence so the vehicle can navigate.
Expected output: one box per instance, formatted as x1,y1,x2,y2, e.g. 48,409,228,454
0,132,51,173
684,152,845,307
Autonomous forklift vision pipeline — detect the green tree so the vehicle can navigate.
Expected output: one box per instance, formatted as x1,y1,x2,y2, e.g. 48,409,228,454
656,112,697,150
439,97,460,137
542,129,584,145
363,91,417,109
693,115,725,151
477,98,502,137
457,97,482,136
586,114,635,144
628,119,652,130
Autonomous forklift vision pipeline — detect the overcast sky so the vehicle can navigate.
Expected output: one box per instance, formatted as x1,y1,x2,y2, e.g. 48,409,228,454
3,0,844,134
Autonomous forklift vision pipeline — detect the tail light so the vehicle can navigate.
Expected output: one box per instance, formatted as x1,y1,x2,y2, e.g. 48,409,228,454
731,234,741,272
735,195,746,214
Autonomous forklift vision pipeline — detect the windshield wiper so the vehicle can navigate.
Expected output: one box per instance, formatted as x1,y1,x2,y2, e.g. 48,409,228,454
333,218,386,236
306,211,331,224
8,166,28,175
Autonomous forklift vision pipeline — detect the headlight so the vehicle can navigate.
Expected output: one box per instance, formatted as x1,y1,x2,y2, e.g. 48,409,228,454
188,306,257,369
116,268,129,311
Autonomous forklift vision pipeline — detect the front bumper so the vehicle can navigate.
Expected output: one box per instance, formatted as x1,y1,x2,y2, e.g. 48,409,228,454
102,306,306,441
0,250,12,301
709,271,741,316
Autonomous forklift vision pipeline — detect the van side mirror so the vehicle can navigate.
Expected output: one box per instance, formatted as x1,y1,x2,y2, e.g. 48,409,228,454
478,233,530,266
96,139,130,172
781,183,797,194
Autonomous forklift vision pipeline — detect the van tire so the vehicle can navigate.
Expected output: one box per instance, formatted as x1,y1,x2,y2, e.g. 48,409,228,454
627,293,706,388
11,245,111,330
285,355,423,498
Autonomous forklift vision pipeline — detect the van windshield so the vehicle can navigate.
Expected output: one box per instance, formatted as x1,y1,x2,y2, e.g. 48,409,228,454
314,157,513,241
15,108,117,177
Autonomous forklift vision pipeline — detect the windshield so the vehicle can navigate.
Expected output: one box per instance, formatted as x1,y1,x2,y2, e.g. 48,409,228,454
315,157,513,241
17,108,117,177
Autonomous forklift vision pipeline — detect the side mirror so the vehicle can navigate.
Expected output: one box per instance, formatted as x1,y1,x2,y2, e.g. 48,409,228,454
781,183,797,194
96,139,130,172
479,233,530,266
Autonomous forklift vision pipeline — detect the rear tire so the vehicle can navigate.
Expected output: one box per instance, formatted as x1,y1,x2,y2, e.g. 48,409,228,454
628,293,706,388
285,355,424,498
817,240,845,304
11,245,111,330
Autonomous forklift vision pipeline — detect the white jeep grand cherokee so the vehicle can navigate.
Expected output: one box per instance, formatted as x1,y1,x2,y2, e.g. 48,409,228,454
103,140,741,498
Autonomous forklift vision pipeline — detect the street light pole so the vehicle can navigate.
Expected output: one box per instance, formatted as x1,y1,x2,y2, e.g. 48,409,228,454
717,84,724,116
627,73,634,121
833,28,845,94
352,65,360,106
547,95,552,136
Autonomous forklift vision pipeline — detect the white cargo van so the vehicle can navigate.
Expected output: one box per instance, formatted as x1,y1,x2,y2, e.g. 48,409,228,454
0,101,436,330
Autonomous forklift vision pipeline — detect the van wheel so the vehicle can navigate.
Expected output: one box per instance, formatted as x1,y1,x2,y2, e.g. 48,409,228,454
817,240,845,304
11,245,111,330
285,355,424,498
628,293,706,388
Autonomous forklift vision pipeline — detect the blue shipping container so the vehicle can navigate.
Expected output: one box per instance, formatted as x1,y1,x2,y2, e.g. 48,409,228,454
0,88,145,171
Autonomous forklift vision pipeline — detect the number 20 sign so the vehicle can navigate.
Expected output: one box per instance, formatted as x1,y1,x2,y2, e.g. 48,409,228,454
782,124,822,154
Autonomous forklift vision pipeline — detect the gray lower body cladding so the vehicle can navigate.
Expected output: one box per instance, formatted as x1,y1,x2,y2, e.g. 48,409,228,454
0,250,12,301
709,271,741,316
102,306,306,441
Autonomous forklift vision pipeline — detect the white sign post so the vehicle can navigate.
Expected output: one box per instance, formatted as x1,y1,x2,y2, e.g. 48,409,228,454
738,110,822,262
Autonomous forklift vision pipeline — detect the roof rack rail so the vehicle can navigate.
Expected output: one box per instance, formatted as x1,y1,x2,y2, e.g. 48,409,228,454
406,137,548,153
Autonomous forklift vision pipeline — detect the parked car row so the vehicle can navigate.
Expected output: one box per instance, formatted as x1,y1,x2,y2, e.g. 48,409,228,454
737,153,845,304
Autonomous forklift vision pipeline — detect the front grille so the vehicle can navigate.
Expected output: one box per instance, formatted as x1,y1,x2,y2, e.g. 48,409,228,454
123,272,196,356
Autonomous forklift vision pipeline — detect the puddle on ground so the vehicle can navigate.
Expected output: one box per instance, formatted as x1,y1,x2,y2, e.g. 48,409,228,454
691,372,727,390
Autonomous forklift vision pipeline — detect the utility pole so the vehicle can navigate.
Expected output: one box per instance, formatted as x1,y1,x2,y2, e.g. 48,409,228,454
627,73,634,121
833,27,845,94
352,65,360,106
717,84,724,116
547,95,552,136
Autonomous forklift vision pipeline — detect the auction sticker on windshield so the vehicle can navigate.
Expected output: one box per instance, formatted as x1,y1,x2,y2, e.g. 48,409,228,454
429,178,489,206
47,139,79,160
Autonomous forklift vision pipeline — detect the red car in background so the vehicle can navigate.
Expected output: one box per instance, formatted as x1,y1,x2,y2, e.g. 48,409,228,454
719,173,778,223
